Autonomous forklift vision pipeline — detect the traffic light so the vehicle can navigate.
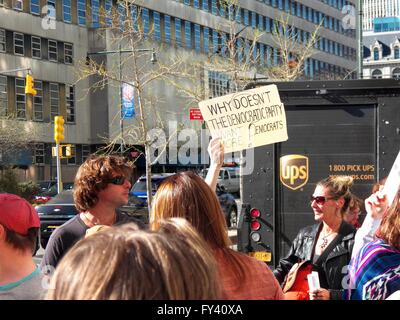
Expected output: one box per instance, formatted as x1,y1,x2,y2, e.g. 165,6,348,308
25,74,37,96
54,116,65,143
65,145,72,158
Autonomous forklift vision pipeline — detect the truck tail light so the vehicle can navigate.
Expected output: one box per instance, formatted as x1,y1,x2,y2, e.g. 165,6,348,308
250,208,261,218
250,220,261,231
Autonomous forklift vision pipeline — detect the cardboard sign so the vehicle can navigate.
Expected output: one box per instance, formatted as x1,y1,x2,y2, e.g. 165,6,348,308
198,85,288,153
382,150,400,206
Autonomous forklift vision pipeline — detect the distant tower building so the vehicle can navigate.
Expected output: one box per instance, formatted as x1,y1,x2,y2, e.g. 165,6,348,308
363,0,400,31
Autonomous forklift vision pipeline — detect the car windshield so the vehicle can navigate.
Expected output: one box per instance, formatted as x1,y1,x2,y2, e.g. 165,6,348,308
132,180,158,193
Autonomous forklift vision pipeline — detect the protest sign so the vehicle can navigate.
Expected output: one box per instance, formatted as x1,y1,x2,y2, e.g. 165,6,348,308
382,149,400,206
198,85,288,153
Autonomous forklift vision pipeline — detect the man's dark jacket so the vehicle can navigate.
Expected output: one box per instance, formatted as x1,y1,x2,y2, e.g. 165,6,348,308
273,221,355,300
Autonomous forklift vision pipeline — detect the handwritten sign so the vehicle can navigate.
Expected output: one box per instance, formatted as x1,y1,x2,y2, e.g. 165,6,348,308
382,150,400,206
198,85,288,153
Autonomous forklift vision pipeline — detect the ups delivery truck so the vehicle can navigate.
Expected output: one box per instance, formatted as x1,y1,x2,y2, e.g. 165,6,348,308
237,79,400,268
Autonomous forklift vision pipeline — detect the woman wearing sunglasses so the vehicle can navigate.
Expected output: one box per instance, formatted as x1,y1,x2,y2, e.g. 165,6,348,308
274,176,356,300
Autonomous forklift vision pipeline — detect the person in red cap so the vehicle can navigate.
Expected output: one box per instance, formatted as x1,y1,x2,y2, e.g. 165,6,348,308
0,193,46,300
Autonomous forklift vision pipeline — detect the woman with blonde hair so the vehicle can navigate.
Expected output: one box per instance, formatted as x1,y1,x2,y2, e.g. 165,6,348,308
46,220,220,300
150,170,283,300
274,175,356,300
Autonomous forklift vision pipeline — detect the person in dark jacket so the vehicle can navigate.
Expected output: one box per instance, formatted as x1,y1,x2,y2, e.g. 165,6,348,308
274,175,356,300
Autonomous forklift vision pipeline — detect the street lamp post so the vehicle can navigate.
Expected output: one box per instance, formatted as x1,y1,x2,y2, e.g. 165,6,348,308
86,47,157,156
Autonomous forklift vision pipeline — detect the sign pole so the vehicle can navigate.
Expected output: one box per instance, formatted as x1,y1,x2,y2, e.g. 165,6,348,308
56,143,62,194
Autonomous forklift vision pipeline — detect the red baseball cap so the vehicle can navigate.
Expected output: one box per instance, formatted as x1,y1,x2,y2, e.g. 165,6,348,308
0,193,40,236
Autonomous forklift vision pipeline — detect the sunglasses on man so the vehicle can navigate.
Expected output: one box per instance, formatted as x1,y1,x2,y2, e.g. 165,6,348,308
309,195,335,205
107,176,129,185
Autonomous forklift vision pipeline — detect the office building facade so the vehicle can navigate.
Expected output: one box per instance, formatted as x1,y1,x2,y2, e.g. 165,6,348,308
0,0,357,182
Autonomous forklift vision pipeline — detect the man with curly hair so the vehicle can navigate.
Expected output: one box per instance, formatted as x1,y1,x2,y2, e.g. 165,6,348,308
41,155,144,271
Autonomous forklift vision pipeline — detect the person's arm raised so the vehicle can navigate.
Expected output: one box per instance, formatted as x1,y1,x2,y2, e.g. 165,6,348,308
205,138,224,191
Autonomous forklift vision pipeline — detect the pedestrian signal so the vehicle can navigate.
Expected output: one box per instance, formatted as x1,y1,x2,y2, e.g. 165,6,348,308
25,74,37,96
54,116,65,143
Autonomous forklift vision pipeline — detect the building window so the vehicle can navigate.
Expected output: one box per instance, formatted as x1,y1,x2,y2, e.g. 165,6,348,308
14,32,24,55
204,27,209,54
208,70,231,98
64,43,73,64
185,21,191,49
142,8,149,35
371,69,382,79
392,68,400,79
15,78,26,119
194,24,201,52
33,81,43,121
66,85,75,123
82,144,90,162
77,0,86,26
0,75,7,116
202,0,209,11
48,40,58,62
30,0,40,15
373,48,379,61
31,36,41,59
212,0,218,15
50,83,59,120
92,0,100,28
212,30,219,53
67,145,76,165
13,0,22,10
165,15,171,43
105,0,112,27
63,0,71,23
47,1,56,19
153,11,161,41
175,18,181,46
0,29,5,52
34,143,45,165
395,47,400,59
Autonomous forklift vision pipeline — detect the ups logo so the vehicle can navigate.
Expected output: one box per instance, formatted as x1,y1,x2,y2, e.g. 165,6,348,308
280,155,309,190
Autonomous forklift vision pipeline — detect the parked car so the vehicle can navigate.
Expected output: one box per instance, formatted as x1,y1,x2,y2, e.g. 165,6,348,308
201,166,240,194
130,174,238,228
36,190,148,249
130,173,175,199
32,182,74,207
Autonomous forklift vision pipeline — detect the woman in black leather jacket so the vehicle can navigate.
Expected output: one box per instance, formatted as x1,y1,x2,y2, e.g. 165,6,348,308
274,176,356,300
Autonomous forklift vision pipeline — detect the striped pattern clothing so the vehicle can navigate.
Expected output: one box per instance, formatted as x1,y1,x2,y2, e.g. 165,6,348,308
348,239,400,300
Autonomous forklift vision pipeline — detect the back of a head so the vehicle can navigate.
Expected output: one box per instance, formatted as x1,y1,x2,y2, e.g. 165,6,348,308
47,221,220,300
317,175,354,214
150,171,230,248
0,193,40,254
376,189,400,250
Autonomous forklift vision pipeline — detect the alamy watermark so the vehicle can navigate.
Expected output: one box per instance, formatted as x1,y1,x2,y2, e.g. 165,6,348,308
127,121,255,175
41,5,56,30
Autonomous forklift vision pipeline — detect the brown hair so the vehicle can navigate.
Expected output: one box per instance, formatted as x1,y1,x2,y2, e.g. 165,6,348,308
150,171,246,284
317,175,354,215
2,225,38,254
376,190,400,250
46,221,219,300
348,195,363,213
73,155,132,212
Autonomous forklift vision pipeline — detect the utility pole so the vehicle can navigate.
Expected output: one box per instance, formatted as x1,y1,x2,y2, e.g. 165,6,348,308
357,0,363,79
